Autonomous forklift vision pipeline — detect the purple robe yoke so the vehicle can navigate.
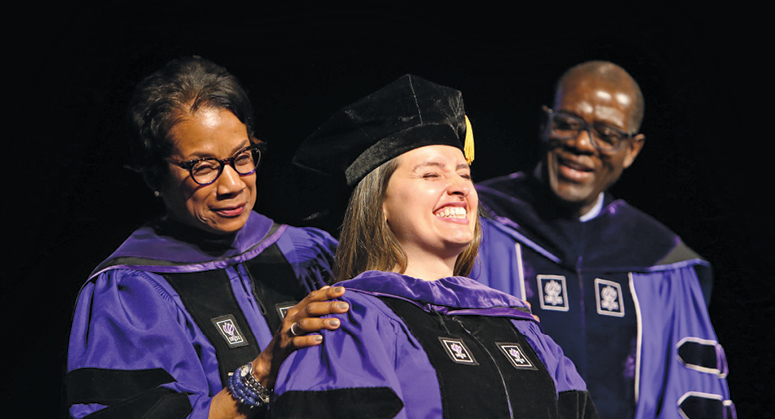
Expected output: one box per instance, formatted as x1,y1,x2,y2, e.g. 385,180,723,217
66,212,337,419
271,272,597,419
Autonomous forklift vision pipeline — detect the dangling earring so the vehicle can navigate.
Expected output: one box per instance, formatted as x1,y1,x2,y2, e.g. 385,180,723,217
154,190,162,198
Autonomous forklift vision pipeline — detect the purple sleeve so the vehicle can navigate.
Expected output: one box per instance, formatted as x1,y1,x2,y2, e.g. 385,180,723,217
632,265,734,419
272,292,442,418
67,269,218,419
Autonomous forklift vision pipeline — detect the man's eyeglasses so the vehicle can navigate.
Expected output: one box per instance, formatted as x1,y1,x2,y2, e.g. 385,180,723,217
543,106,637,153
167,143,264,186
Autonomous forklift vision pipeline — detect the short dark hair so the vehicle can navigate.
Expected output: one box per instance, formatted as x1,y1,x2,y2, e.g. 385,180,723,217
126,56,255,191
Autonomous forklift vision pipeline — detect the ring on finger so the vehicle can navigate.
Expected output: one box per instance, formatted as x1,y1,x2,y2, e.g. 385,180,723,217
289,322,302,337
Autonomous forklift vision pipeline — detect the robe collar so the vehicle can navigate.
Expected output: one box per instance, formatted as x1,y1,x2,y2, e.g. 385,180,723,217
89,211,285,278
477,171,680,270
340,271,532,318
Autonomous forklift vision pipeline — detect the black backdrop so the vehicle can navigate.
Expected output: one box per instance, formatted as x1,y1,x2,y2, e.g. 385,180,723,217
6,2,771,417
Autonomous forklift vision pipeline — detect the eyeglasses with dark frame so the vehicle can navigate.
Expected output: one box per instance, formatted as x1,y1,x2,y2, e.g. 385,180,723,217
542,106,637,153
166,143,265,186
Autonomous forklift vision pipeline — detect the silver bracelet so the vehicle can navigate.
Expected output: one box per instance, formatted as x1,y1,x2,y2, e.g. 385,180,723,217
228,362,272,408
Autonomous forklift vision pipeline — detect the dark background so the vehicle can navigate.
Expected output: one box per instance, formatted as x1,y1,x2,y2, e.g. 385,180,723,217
6,2,771,417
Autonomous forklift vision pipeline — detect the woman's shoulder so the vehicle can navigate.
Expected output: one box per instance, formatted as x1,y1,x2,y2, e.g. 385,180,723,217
71,268,184,338
341,287,404,316
323,282,410,330
82,267,178,302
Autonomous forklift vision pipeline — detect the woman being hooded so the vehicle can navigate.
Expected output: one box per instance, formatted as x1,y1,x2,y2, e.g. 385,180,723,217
270,75,599,419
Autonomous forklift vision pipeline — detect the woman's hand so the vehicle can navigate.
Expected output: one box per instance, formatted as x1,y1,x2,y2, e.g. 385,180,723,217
276,285,350,351
252,286,349,388
209,286,349,418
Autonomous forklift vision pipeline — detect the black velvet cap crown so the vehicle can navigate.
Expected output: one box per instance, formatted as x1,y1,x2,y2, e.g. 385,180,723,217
293,74,473,188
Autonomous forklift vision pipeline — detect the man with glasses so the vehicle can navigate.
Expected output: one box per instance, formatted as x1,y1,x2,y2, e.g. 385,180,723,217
473,61,733,419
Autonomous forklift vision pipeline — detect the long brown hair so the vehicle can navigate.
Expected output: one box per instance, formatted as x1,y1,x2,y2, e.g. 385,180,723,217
333,157,481,283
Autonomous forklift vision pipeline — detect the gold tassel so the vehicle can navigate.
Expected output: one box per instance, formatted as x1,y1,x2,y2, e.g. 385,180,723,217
464,115,475,165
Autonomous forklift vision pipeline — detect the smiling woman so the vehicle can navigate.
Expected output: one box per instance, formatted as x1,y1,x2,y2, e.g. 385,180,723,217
270,74,600,418
160,107,258,234
382,145,479,280
64,56,350,419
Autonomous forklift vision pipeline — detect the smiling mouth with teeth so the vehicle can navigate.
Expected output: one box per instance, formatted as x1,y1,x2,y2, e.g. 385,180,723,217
434,207,467,218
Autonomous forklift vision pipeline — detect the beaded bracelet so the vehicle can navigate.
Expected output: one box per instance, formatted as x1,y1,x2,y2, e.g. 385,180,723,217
227,362,272,408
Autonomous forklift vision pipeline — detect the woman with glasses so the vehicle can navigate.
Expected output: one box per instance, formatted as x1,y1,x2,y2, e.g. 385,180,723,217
65,56,349,419
270,75,599,418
